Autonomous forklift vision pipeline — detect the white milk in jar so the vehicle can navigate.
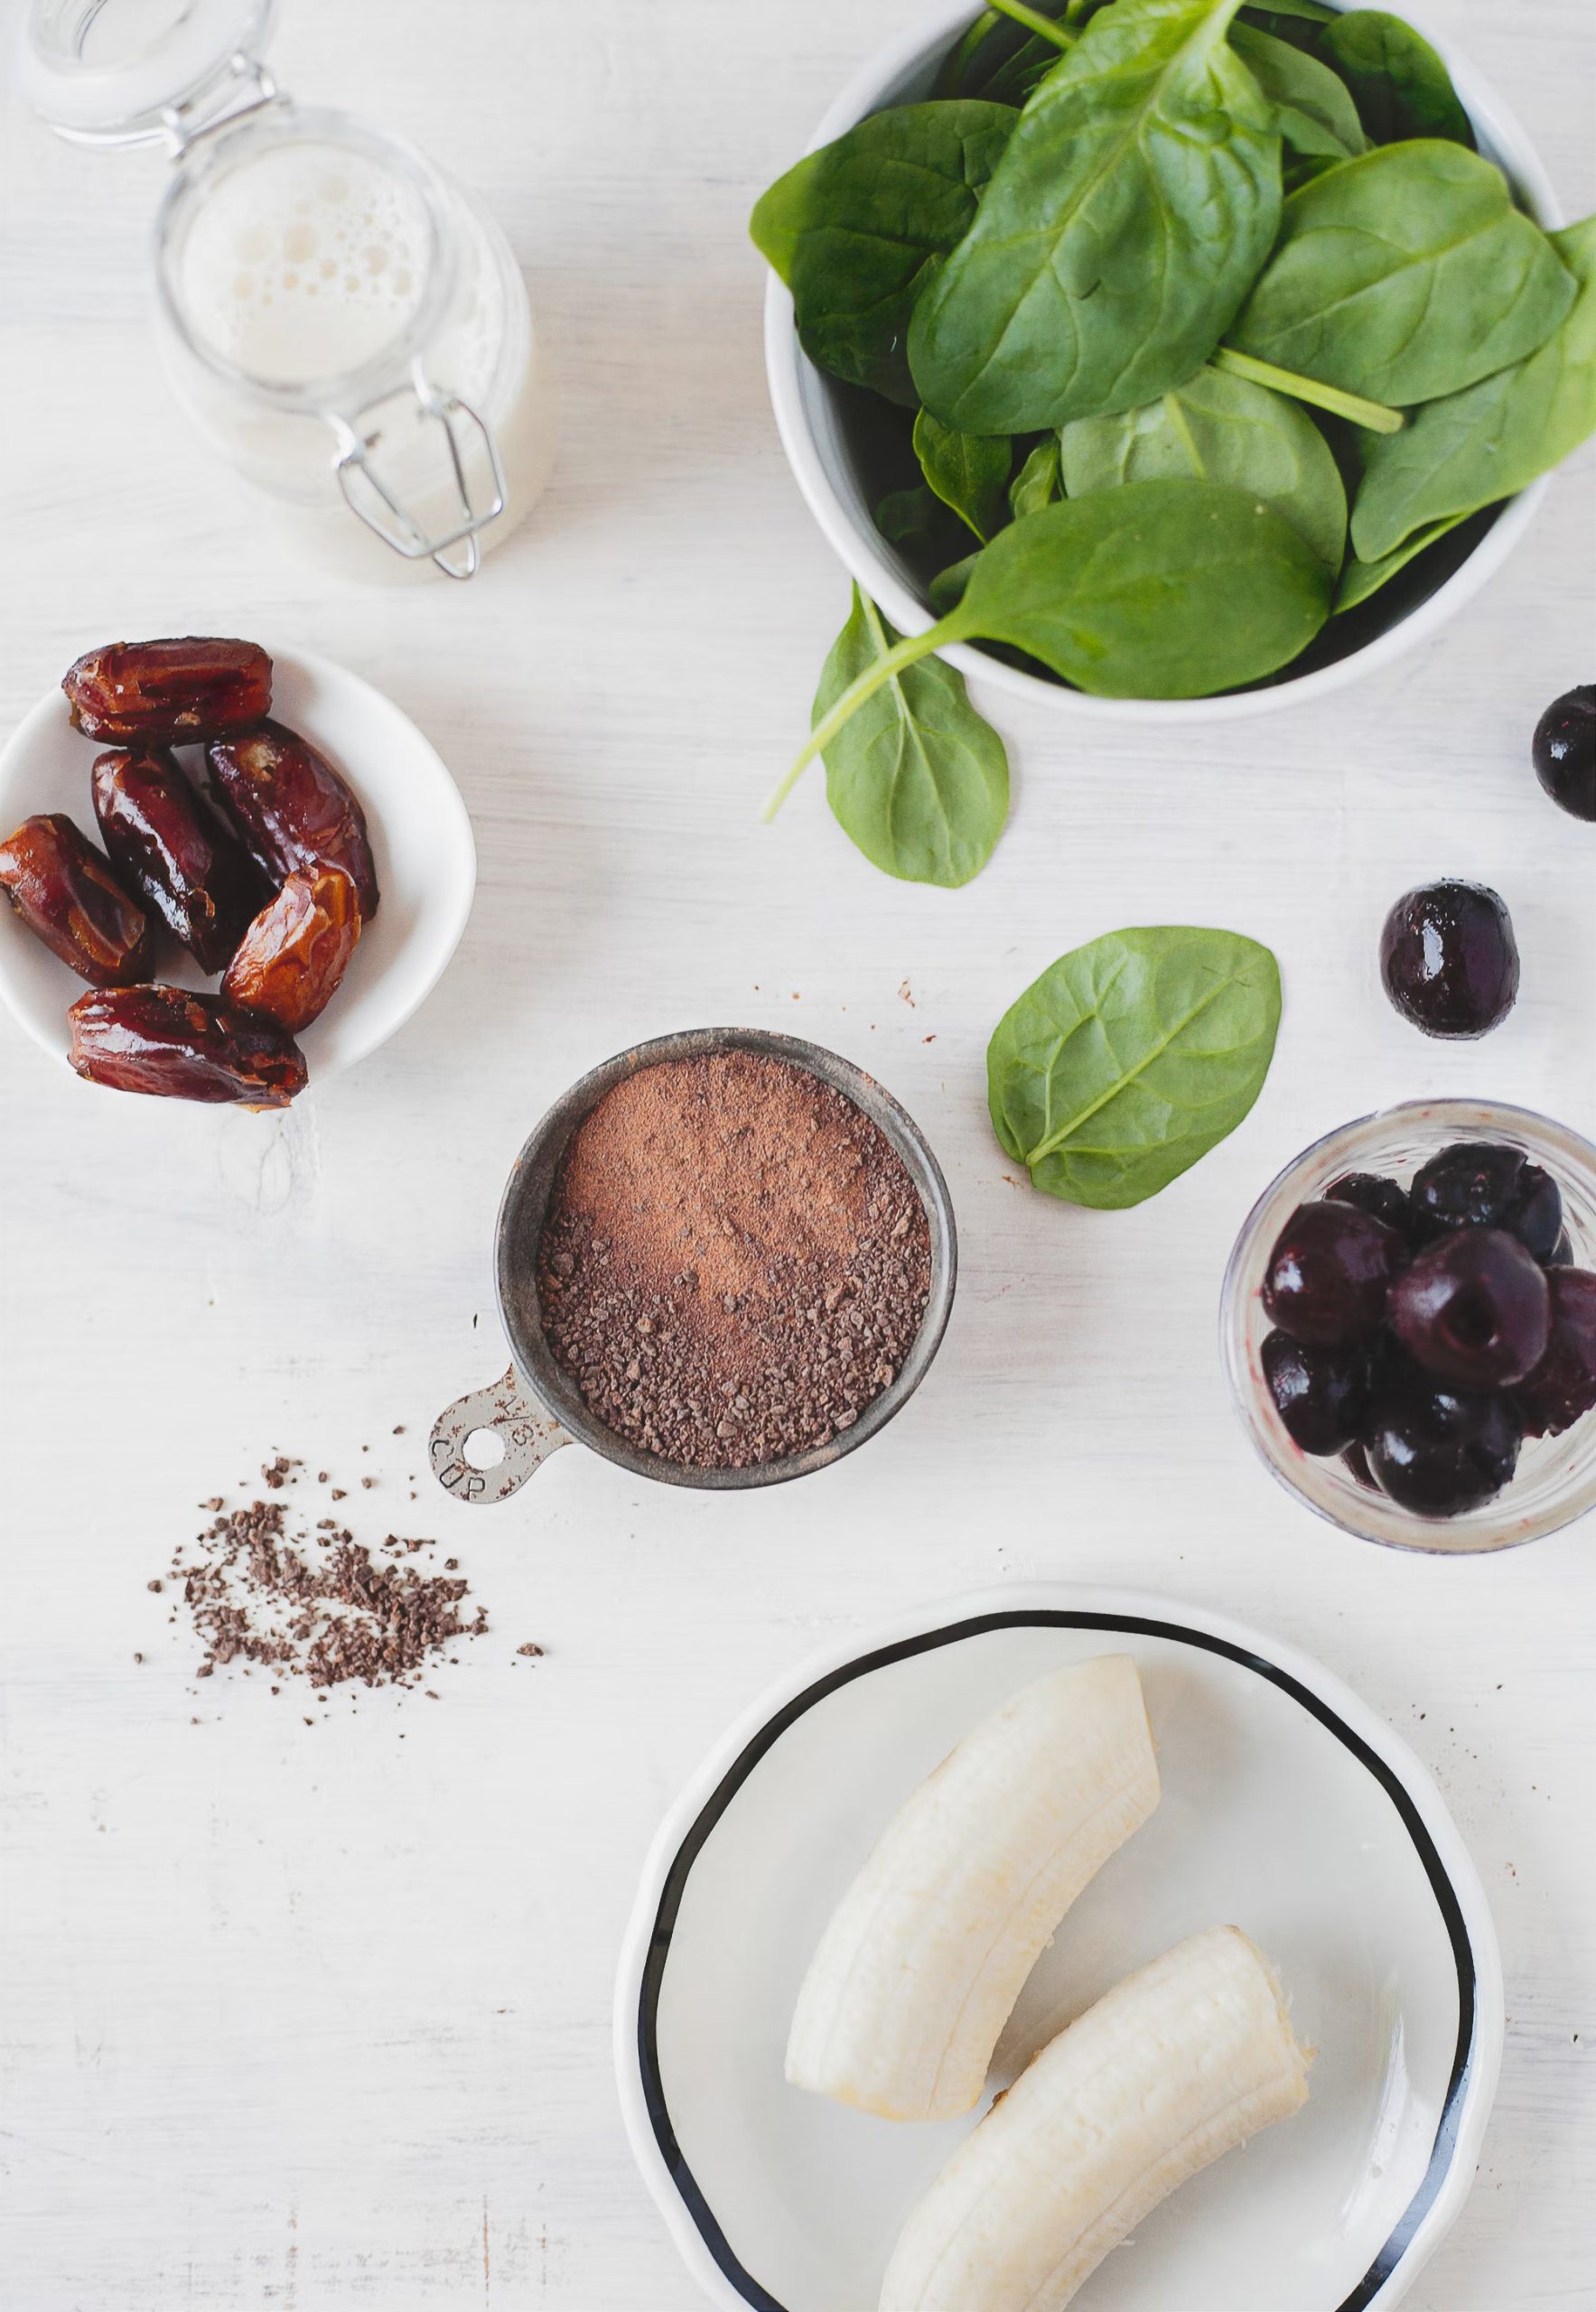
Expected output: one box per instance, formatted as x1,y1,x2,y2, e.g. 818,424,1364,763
154,111,557,578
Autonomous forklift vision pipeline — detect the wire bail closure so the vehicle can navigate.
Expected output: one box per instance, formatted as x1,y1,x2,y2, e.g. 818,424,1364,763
331,368,508,581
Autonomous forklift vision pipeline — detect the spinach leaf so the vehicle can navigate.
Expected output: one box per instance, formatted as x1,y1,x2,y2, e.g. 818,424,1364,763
1333,512,1468,610
1010,436,1062,517
1316,10,1473,146
941,1,1101,102
1241,0,1335,23
908,0,1283,433
1060,361,1348,568
813,585,1009,886
929,552,981,613
874,484,975,570
1230,142,1576,406
945,479,1331,695
1350,214,1596,560
1229,22,1367,161
768,480,1332,817
913,408,1014,541
750,102,1016,406
987,926,1282,1207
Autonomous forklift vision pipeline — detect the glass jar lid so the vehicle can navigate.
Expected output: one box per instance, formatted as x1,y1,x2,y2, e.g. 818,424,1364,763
22,0,279,146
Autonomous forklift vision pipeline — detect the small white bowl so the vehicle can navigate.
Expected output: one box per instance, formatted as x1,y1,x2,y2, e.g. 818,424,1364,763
762,0,1563,724
0,645,476,1090
616,1583,1502,2312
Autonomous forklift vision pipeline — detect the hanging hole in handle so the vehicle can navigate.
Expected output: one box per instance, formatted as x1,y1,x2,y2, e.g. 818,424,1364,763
430,1367,572,1506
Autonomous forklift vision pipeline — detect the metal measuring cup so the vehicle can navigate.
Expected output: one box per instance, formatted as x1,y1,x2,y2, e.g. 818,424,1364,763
429,1027,957,1503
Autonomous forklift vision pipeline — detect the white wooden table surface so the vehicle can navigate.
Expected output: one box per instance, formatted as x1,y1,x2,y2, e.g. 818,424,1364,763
2,4,1592,2307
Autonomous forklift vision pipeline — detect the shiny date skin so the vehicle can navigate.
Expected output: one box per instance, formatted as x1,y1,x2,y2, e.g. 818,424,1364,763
63,638,272,744
92,748,266,974
222,866,361,1033
68,985,307,1107
206,721,379,918
0,812,155,986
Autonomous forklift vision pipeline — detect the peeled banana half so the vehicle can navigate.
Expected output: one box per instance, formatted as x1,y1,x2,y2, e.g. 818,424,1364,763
878,1924,1312,2312
786,1653,1161,2122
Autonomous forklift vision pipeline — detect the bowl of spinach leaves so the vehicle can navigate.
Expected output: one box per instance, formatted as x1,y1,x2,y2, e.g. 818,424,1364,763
753,0,1590,877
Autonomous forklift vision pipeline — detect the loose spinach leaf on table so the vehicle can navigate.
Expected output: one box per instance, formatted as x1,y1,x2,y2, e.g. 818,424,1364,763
1333,511,1469,610
813,584,1009,886
908,0,1283,433
913,408,1014,542
1350,213,1596,561
1009,436,1062,518
987,926,1283,1207
1060,360,1348,568
1228,22,1367,162
749,102,1016,406
1230,142,1576,407
1316,10,1473,146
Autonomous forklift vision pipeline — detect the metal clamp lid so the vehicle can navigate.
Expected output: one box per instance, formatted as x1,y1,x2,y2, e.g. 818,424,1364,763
23,0,279,149
332,368,509,582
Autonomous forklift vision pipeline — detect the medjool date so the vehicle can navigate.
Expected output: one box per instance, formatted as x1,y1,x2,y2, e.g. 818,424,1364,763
207,721,379,918
222,866,361,1033
0,812,155,985
91,747,265,974
63,638,271,743
68,985,306,1106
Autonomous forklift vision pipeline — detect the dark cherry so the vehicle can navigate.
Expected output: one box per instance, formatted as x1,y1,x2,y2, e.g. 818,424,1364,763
1379,881,1519,1039
1262,1199,1405,1347
1409,1142,1562,1261
1262,1330,1371,1456
1342,1439,1379,1491
1364,1362,1523,1517
1326,1170,1414,1239
1388,1227,1550,1389
1503,1165,1563,1263
1514,1269,1596,1437
1531,683,1595,822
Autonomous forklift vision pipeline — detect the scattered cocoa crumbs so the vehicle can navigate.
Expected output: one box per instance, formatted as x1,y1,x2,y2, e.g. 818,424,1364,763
146,1579,163,1593
158,1485,499,1695
262,1455,299,1490
537,1049,932,1470
518,1643,545,1659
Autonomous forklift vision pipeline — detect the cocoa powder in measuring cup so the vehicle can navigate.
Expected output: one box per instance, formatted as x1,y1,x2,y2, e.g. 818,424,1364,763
537,1051,932,1468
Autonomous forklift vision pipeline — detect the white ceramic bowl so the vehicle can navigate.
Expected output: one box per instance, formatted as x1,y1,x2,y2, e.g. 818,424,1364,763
0,645,476,1090
763,0,1562,724
616,1583,1502,2312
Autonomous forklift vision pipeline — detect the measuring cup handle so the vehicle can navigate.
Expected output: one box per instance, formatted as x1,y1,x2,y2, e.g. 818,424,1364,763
429,1367,572,1505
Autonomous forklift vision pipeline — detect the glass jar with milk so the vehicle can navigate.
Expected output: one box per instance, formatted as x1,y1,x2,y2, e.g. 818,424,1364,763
20,0,557,579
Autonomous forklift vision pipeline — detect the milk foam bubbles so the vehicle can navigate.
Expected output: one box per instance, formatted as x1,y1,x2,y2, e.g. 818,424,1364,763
179,144,432,386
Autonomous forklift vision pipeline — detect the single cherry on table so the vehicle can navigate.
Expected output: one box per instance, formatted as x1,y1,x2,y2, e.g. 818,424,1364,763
1379,881,1519,1039
1532,682,1595,822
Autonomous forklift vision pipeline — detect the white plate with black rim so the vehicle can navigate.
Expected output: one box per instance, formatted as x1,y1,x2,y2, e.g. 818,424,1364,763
614,1585,1501,2312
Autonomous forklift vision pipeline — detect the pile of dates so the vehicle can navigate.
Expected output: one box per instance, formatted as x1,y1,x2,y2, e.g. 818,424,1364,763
0,639,377,1107
1261,1142,1596,1518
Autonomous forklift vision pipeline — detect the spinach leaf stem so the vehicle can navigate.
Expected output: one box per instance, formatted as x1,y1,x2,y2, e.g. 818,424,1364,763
986,0,1076,52
1212,347,1405,433
763,620,961,817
